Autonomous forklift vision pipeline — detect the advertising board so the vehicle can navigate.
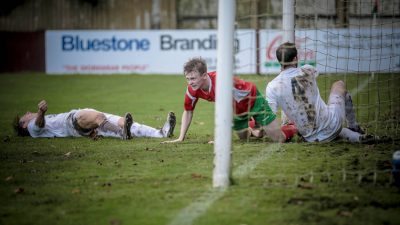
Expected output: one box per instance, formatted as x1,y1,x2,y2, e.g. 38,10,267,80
46,29,400,74
46,30,255,74
260,29,400,73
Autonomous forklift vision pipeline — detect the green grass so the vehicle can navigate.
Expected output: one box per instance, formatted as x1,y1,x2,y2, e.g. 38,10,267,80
0,73,400,225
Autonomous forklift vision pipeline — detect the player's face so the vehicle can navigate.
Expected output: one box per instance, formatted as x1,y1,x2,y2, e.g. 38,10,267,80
185,71,207,90
19,112,37,128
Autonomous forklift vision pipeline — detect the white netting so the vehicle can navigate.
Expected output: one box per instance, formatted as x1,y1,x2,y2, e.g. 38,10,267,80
234,0,400,137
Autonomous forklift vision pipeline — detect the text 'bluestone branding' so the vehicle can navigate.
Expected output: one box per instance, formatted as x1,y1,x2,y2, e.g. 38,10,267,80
62,35,150,51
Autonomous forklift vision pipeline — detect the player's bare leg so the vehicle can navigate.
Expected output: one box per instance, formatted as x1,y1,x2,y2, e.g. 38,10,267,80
330,80,362,128
75,110,126,139
329,81,373,143
330,80,346,97
331,80,363,133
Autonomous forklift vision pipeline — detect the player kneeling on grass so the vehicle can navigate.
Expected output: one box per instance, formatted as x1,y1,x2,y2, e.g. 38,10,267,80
14,100,176,140
265,42,390,144
162,57,296,144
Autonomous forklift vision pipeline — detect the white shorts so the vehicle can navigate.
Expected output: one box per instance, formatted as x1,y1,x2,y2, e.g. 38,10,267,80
327,92,345,124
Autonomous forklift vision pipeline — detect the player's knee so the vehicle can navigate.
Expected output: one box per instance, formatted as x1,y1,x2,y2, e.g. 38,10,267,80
332,80,345,89
331,80,346,95
94,113,107,125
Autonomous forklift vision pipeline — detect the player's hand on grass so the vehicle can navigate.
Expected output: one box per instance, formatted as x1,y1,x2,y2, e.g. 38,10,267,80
161,138,183,144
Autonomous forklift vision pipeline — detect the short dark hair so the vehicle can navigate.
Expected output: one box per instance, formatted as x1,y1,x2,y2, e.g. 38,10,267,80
13,115,30,137
276,42,297,68
183,57,207,75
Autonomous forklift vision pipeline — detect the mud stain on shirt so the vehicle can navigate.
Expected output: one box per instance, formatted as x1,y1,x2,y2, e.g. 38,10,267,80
291,74,316,130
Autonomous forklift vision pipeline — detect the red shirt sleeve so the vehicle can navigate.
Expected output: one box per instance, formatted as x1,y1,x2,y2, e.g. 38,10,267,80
184,87,198,111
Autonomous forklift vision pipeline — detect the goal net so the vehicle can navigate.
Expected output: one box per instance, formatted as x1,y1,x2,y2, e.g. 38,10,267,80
234,0,400,138
213,0,399,188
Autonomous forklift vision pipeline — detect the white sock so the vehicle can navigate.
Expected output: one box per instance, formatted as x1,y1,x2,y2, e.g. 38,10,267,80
98,120,122,137
96,130,121,138
130,122,163,138
339,128,362,143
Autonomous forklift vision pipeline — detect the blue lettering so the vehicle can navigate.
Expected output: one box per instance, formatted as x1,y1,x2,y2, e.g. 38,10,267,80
62,35,74,51
117,39,128,50
111,37,118,50
91,39,100,51
159,34,239,52
160,35,173,50
141,39,150,50
102,39,111,51
61,35,150,52
79,37,89,51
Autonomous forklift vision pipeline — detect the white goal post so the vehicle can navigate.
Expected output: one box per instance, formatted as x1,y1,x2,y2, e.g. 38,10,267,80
213,0,295,188
283,0,295,42
213,0,236,188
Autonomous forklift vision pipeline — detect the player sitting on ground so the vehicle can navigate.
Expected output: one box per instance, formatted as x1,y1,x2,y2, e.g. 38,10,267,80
265,42,389,143
14,100,176,140
163,57,297,144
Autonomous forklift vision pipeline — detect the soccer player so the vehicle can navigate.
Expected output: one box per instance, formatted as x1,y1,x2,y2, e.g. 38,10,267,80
163,57,297,144
265,42,384,143
14,100,176,140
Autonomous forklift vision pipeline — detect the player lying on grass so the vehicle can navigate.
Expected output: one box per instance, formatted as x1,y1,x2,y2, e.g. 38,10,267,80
265,42,389,144
163,57,297,144
14,100,176,140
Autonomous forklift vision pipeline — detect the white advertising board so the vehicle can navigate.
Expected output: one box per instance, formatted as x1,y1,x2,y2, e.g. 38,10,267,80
45,30,255,74
259,29,400,74
46,29,400,75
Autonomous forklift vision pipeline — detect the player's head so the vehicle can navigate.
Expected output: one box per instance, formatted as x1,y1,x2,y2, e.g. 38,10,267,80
183,57,208,90
13,114,31,137
276,42,298,69
184,57,207,75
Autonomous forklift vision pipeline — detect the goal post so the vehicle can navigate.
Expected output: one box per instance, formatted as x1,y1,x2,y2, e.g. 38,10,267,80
282,0,295,43
213,0,236,188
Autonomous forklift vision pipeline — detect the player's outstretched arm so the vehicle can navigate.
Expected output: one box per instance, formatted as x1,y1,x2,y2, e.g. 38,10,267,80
35,100,48,128
162,110,193,143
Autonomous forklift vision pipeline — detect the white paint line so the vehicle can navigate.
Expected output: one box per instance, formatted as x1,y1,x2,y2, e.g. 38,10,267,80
168,143,281,225
167,187,227,225
233,143,281,178
350,73,374,97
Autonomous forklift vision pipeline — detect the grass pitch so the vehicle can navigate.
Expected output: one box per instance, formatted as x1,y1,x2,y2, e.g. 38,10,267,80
0,73,399,225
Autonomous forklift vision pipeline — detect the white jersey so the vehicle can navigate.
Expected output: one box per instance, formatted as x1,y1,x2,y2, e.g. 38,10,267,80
266,65,342,142
27,110,82,138
27,109,165,139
